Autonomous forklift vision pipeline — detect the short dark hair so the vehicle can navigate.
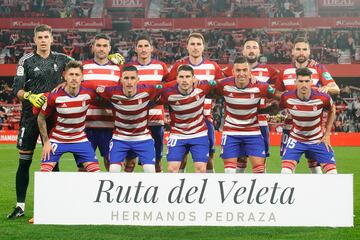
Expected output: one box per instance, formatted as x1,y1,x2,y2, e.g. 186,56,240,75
293,37,309,46
177,64,194,76
244,37,259,46
296,68,312,78
233,55,248,64
122,65,138,74
94,33,111,42
187,32,205,45
34,24,52,35
65,60,83,72
135,35,152,46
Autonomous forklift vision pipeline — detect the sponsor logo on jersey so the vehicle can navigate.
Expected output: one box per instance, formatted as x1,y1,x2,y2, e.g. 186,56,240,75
322,72,333,81
268,85,275,94
96,85,105,93
17,66,24,76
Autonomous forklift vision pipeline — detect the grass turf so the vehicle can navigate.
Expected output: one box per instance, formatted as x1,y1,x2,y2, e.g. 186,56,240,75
0,144,358,240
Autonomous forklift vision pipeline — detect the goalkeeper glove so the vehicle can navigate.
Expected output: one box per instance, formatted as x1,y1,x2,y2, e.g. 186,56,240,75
23,91,46,108
108,53,125,65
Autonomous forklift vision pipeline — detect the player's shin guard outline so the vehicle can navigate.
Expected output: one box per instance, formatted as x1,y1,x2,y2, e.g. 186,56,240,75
322,163,337,174
41,163,54,172
281,160,296,173
84,162,100,172
252,164,265,173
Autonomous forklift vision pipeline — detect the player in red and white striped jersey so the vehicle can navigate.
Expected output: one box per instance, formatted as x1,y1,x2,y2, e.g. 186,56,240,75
38,61,100,172
124,35,168,172
161,64,216,173
96,65,165,173
81,34,122,171
280,68,337,174
217,56,281,174
223,38,279,173
167,32,224,173
276,37,339,174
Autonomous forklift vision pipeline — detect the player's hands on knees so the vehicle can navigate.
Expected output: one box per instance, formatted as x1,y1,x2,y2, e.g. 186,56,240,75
42,140,54,161
23,91,46,108
320,134,331,152
108,53,125,65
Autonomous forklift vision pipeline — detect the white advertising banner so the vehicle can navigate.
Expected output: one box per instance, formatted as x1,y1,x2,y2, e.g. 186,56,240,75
34,172,353,226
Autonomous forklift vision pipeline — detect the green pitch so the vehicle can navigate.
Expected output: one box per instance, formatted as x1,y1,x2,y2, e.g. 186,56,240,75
0,144,358,240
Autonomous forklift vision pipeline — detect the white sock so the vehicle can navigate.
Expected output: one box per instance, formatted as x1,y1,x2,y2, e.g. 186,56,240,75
178,169,185,173
326,169,338,174
109,164,122,172
206,169,214,173
281,168,293,174
16,202,25,211
224,168,236,174
236,168,246,173
309,166,322,174
143,164,155,173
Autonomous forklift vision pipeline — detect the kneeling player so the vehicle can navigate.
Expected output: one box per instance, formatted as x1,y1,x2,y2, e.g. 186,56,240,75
38,61,100,172
280,68,337,174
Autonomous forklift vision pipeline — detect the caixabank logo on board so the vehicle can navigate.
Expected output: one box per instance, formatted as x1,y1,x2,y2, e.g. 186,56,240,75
74,21,104,28
12,21,41,28
144,20,173,28
335,19,360,27
270,20,301,28
207,20,236,28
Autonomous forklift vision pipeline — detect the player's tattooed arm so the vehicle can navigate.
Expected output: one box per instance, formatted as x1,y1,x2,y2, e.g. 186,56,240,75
38,112,53,160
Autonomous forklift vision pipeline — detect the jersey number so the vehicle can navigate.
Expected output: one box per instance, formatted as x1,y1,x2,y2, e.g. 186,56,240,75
167,138,177,147
286,138,297,149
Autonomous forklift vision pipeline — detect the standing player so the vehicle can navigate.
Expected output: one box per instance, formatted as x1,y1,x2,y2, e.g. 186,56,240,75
8,24,72,219
81,34,123,171
223,38,279,173
96,66,166,173
124,35,168,172
161,65,216,173
38,61,100,173
217,56,281,173
167,32,224,173
276,37,339,173
280,68,337,174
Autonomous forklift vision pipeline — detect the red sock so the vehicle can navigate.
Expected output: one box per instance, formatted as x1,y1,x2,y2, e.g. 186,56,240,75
252,164,265,173
85,162,100,172
323,163,336,173
282,160,296,172
41,163,54,172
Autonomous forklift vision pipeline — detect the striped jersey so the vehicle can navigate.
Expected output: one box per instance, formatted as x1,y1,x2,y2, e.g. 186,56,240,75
279,90,334,144
167,57,224,121
82,59,121,128
276,63,335,130
41,87,96,143
126,59,168,126
160,81,214,139
96,84,161,141
222,63,279,126
217,78,277,136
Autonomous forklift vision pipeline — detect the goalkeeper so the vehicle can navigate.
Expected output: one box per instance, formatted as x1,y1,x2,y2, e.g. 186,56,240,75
7,24,72,220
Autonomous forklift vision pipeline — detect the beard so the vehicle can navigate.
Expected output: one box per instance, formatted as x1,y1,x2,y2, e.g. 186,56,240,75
246,55,258,64
296,56,308,64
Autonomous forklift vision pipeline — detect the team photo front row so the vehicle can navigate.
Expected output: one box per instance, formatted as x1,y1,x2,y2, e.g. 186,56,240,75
32,59,337,175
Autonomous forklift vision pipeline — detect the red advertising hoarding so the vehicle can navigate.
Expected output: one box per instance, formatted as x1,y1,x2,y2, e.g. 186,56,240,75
318,0,360,9
0,18,112,30
106,0,147,8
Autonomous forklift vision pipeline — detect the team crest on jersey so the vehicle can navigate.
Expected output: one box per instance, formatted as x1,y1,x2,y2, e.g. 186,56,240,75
16,66,24,76
259,71,263,77
154,69,158,75
206,70,210,75
138,98,143,104
82,101,86,107
96,85,105,93
196,95,199,100
54,64,58,72
111,70,114,75
250,93,254,99
313,105,317,111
